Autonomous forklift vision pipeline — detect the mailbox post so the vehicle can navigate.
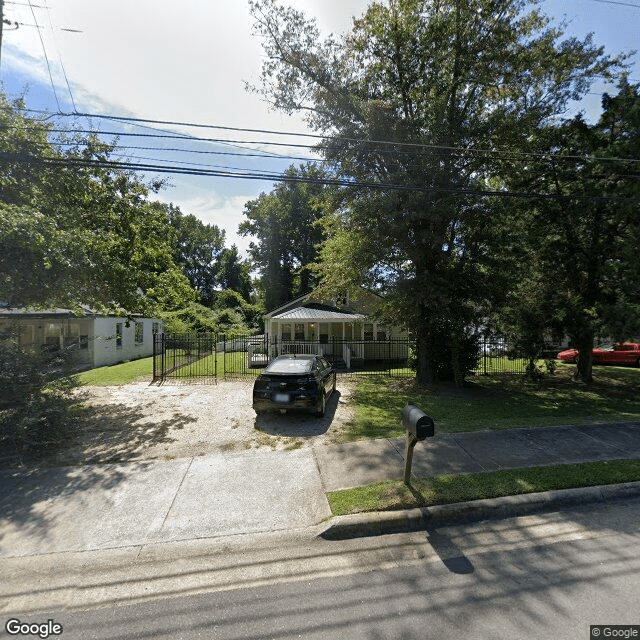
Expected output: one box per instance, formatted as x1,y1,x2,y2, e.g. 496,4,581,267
402,404,435,484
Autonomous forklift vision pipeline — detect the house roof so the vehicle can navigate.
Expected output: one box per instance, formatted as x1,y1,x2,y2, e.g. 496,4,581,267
271,303,366,322
0,304,157,320
0,305,98,319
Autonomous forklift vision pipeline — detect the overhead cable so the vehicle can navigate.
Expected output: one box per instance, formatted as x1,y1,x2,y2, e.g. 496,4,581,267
2,150,638,203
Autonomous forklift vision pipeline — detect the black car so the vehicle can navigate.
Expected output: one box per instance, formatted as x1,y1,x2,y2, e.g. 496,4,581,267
252,354,336,416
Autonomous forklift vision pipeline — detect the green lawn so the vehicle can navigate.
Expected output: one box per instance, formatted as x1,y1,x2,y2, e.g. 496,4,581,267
169,351,262,378
73,349,262,385
327,459,640,516
73,356,154,386
341,363,640,442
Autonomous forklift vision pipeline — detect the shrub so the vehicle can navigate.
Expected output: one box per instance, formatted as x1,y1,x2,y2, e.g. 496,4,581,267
0,329,79,460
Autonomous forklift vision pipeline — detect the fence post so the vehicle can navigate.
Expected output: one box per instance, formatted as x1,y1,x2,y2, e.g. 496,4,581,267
483,335,487,375
153,333,157,380
161,333,166,382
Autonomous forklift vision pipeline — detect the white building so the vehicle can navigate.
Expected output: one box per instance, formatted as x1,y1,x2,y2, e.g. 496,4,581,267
0,306,162,369
263,289,408,369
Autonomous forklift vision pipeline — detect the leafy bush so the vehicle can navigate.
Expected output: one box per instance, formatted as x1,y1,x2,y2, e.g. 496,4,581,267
0,330,79,460
160,302,220,334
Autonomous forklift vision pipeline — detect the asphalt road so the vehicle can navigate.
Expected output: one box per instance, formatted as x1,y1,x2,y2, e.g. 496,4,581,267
5,498,639,640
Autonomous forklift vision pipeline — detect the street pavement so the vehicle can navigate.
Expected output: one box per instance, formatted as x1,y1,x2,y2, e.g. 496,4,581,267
1,421,640,558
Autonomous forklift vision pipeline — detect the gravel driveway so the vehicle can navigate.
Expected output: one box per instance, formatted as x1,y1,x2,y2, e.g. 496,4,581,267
60,379,357,466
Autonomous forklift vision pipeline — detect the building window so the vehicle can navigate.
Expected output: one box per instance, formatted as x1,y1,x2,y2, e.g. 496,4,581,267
80,335,89,350
135,322,144,344
376,325,387,341
152,322,159,335
364,323,374,341
295,323,305,340
281,323,292,341
319,323,328,344
116,323,123,349
44,322,61,351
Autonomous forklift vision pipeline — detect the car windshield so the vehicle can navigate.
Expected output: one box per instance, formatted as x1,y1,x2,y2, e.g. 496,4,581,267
265,358,313,374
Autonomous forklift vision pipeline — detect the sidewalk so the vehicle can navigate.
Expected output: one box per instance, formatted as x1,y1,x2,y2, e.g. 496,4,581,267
1,421,639,558
315,421,640,492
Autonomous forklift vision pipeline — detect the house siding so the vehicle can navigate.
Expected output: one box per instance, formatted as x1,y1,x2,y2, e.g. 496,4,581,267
92,317,158,367
0,312,160,369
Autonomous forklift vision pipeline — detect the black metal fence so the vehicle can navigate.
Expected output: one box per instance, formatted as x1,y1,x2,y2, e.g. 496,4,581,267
153,332,546,382
153,333,413,382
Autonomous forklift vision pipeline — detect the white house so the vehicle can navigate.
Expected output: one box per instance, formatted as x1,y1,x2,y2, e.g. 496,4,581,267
263,289,408,369
0,306,162,369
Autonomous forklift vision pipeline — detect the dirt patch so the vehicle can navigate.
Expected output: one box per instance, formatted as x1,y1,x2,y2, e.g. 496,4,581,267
52,380,357,466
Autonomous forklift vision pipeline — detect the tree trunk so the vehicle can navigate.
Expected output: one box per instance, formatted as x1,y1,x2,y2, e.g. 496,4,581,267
415,323,434,386
574,330,594,383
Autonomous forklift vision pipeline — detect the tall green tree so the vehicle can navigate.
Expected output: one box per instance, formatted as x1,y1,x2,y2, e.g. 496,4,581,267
165,204,226,307
217,244,252,301
239,163,329,311
0,94,194,315
248,0,626,384
503,80,640,382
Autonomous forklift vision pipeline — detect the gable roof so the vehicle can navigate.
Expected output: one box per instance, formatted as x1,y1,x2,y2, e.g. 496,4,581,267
271,303,366,322
264,287,382,319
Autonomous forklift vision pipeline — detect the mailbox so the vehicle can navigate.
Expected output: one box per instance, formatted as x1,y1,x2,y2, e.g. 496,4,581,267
403,404,435,441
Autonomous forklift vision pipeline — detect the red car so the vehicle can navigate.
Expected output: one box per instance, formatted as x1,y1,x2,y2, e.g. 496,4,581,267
557,342,640,366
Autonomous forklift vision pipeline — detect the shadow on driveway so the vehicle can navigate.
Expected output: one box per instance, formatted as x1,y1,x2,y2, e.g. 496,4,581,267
253,390,341,438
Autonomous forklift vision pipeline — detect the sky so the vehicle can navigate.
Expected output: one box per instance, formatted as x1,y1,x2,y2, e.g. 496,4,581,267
1,0,638,254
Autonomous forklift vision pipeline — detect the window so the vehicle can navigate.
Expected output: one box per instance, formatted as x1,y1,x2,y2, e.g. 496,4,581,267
152,322,160,335
281,323,292,341
364,323,374,341
116,323,123,349
80,335,89,350
44,323,61,351
376,325,387,341
135,322,144,344
295,323,305,340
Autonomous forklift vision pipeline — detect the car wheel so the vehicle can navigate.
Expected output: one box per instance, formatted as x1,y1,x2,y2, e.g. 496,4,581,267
315,391,326,417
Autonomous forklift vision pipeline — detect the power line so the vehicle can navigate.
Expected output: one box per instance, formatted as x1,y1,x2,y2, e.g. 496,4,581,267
4,107,640,169
27,0,60,111
43,1,76,111
33,125,640,165
589,0,640,7
2,150,638,203
51,140,323,164
13,108,640,165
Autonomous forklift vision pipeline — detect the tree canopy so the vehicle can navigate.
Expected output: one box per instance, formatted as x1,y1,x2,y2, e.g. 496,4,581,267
0,95,195,316
498,79,640,381
240,163,329,311
248,0,629,383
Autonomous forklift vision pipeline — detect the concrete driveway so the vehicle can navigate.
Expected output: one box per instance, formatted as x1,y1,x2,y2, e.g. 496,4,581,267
0,448,330,557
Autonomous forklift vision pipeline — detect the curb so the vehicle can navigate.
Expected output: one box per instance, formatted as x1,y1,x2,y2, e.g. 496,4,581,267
318,481,640,540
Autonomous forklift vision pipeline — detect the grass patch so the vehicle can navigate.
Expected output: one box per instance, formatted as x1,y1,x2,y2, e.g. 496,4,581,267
169,351,262,378
327,459,640,516
343,364,640,442
73,357,154,386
